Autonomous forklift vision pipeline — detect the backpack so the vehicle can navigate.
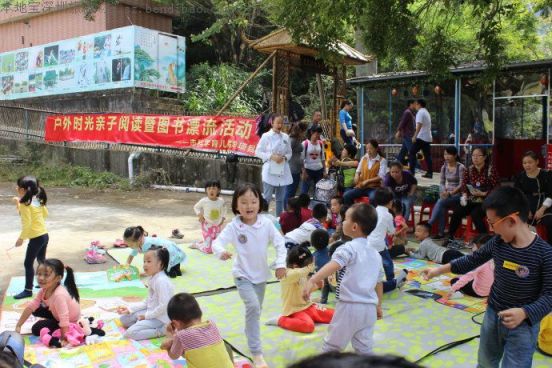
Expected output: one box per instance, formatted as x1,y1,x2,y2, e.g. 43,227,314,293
255,113,273,137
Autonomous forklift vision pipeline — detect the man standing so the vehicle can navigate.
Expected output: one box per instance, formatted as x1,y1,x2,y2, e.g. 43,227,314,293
339,100,355,146
409,99,433,179
395,100,416,165
307,111,323,139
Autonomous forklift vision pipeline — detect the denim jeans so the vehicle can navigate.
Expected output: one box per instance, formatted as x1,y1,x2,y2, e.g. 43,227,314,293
379,249,397,293
0,331,25,366
284,172,301,209
428,194,461,235
262,182,287,216
343,187,376,206
120,309,165,340
399,196,415,222
340,129,353,146
301,168,324,195
235,277,266,355
396,137,413,165
477,306,540,368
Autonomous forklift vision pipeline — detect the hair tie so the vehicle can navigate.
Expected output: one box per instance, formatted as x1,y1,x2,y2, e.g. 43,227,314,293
299,254,306,259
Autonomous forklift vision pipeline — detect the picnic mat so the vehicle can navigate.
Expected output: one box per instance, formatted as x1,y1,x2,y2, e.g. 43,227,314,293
107,245,277,294
394,257,488,314
1,270,550,367
196,283,482,367
1,273,250,368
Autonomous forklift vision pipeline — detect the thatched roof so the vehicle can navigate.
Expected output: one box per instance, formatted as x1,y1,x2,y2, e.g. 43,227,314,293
246,29,371,66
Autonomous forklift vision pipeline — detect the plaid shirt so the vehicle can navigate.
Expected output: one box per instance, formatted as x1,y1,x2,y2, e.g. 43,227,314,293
461,164,499,202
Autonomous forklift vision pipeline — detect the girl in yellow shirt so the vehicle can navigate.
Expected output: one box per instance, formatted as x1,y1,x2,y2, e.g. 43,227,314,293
13,176,49,300
277,244,334,333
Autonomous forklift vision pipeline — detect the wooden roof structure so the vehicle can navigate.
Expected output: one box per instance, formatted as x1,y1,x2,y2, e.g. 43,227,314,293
246,28,371,66
220,29,371,141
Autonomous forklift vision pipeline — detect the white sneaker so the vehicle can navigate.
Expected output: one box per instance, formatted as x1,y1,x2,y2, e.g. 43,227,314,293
253,354,270,368
396,269,409,288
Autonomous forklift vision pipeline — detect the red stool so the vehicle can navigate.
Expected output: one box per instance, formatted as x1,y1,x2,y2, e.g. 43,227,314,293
418,202,438,233
354,196,370,204
536,224,549,241
456,215,489,242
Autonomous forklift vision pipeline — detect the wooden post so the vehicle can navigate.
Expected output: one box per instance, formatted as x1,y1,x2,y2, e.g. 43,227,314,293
316,73,327,121
216,50,277,116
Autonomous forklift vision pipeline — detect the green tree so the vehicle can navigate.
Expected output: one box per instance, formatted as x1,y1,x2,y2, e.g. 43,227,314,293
183,62,268,114
270,0,541,77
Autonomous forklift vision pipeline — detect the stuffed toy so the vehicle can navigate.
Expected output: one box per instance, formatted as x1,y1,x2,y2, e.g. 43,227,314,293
40,317,105,348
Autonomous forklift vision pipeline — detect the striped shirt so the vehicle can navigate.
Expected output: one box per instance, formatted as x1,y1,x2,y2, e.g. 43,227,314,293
171,320,224,355
439,162,465,193
451,235,552,324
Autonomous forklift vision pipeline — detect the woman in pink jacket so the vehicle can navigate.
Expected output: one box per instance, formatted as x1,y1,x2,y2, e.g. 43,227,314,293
449,234,494,298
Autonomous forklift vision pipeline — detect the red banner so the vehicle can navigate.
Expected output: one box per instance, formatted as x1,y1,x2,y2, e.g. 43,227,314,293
44,114,259,156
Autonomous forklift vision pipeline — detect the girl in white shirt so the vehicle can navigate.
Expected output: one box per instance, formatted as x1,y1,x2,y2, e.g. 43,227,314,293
301,125,326,194
191,180,227,254
212,183,287,368
117,246,174,340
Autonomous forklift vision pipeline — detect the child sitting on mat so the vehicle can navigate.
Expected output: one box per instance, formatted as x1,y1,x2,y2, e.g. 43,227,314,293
118,246,174,340
389,200,408,258
312,229,331,304
161,293,233,367
191,180,227,254
448,234,494,298
405,223,464,264
284,203,328,249
275,244,334,333
124,226,186,278
16,259,81,342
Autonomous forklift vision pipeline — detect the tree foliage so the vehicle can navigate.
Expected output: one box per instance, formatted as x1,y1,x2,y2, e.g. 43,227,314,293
183,62,269,114
270,0,541,77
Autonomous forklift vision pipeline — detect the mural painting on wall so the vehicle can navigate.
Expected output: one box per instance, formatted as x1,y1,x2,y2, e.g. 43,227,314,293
0,26,185,101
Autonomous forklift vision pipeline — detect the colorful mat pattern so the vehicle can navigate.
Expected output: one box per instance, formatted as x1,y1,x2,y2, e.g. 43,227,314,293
394,257,488,314
107,245,277,294
1,266,551,367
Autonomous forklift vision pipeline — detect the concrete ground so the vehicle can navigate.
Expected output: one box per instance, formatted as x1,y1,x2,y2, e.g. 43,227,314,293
0,171,441,300
0,182,210,300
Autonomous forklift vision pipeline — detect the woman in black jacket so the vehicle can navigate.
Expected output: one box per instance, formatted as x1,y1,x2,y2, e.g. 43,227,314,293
514,151,552,239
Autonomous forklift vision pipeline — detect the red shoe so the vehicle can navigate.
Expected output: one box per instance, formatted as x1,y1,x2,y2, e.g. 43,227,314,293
113,239,127,248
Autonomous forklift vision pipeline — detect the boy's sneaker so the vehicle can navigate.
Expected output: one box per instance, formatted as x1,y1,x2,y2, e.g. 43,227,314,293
171,229,184,239
396,269,409,288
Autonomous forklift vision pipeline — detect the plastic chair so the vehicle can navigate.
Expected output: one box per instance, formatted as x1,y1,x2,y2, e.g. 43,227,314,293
536,224,549,241
354,196,370,204
456,215,489,242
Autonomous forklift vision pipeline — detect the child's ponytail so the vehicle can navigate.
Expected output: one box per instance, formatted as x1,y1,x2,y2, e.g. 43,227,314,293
63,266,80,303
123,225,148,241
17,176,40,205
37,183,48,206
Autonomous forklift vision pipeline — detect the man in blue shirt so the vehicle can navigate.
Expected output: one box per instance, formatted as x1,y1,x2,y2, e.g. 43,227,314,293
339,100,355,146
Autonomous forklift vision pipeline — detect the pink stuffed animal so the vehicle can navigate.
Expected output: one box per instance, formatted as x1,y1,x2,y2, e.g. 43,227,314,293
40,317,105,348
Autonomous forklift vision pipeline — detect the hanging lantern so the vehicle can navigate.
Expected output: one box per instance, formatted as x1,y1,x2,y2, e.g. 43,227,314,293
540,74,549,87
391,88,398,97
434,85,442,95
411,85,419,96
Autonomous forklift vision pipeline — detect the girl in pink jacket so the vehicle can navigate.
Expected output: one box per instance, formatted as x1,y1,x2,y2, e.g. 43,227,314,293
449,234,494,298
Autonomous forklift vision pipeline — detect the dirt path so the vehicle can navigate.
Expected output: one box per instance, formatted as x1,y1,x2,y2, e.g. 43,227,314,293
0,183,217,300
